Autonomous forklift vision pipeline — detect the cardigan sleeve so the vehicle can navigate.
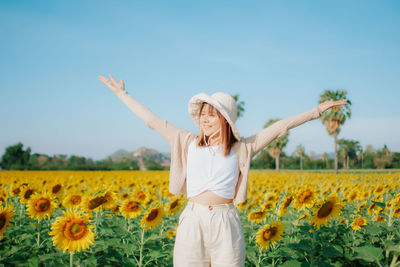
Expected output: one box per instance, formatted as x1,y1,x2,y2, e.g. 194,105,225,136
244,107,322,158
115,90,182,146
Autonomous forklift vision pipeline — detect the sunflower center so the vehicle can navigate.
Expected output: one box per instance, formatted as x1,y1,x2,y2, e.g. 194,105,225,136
71,195,82,205
170,200,178,210
24,189,34,199
13,188,21,195
136,191,146,201
254,211,264,218
317,201,334,218
52,184,62,194
0,213,6,229
35,198,51,212
147,209,158,221
127,201,140,212
64,220,87,240
354,218,365,226
299,191,312,203
283,196,293,209
89,195,107,210
263,227,277,241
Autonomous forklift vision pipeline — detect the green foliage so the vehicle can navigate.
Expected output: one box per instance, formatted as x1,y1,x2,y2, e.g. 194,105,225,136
264,118,289,153
0,143,141,170
144,159,166,170
232,94,245,120
319,89,352,137
0,142,31,170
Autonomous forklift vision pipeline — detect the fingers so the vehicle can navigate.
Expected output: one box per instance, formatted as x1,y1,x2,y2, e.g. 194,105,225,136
98,75,108,84
109,74,117,84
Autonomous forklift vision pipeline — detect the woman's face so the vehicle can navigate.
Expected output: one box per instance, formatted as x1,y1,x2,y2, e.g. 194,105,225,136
199,103,222,137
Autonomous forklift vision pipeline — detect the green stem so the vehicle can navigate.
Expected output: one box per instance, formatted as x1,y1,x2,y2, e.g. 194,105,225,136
138,228,145,267
36,220,41,247
257,246,262,267
70,252,73,267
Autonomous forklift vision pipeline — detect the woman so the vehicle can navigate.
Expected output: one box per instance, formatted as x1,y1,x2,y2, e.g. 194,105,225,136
99,74,348,267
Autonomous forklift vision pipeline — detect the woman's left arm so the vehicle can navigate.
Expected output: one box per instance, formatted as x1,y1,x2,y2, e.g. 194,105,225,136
244,100,348,157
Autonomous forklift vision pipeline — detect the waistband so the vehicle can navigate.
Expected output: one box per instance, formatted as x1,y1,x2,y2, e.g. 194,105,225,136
187,200,235,211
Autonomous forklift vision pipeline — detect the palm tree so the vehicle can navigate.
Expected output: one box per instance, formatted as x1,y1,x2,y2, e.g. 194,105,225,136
264,118,289,172
232,94,245,120
319,90,352,174
296,144,305,170
357,146,364,169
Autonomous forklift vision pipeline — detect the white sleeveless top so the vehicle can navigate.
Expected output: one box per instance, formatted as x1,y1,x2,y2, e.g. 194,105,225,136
186,139,239,199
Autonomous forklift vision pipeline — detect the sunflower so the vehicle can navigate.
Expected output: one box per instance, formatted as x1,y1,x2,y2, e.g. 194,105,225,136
20,187,36,204
166,226,178,239
165,197,184,215
375,214,386,222
120,199,143,219
294,188,316,210
49,183,63,197
309,195,343,229
133,188,151,206
356,201,367,214
367,203,378,215
350,216,368,231
81,190,114,216
392,207,400,218
62,191,85,209
0,204,15,238
26,192,57,220
248,209,268,223
255,220,284,250
49,209,95,253
261,201,276,211
140,204,164,231
9,186,22,197
277,195,293,217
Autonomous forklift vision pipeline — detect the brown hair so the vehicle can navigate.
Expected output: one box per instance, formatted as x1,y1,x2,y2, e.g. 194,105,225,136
196,102,238,156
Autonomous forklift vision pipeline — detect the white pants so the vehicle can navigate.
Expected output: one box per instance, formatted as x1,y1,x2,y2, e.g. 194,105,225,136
173,201,246,267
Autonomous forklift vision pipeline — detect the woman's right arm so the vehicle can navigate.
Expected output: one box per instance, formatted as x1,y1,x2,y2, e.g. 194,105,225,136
99,74,182,146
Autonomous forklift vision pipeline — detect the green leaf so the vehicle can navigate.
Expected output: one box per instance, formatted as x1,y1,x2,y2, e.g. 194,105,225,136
320,246,342,258
371,201,386,209
353,246,383,262
281,260,302,267
364,224,381,236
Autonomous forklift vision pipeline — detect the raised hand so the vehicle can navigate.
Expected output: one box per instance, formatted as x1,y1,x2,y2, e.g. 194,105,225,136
98,74,126,95
318,99,349,114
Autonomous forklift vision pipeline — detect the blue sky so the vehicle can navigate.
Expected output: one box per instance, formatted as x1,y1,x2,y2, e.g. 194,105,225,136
1,0,399,160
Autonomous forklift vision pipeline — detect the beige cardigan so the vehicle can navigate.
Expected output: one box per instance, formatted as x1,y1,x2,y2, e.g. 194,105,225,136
116,90,321,205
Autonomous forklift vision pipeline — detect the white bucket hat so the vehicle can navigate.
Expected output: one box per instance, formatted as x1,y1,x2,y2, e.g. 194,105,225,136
188,92,241,141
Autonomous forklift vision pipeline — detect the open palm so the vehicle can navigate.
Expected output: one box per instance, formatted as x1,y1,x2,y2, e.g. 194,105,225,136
99,74,126,95
318,99,349,113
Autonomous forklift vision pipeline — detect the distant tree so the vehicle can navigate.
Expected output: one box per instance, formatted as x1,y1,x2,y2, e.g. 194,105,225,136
264,118,289,172
0,142,31,170
232,94,245,120
250,150,275,169
338,139,362,169
296,144,305,170
321,153,329,169
144,159,165,170
319,89,352,174
374,144,393,169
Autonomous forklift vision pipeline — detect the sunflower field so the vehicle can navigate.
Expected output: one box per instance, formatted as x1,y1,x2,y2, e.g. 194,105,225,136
1,170,400,266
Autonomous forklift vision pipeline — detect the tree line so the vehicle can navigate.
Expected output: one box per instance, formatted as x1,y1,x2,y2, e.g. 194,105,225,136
0,142,166,171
